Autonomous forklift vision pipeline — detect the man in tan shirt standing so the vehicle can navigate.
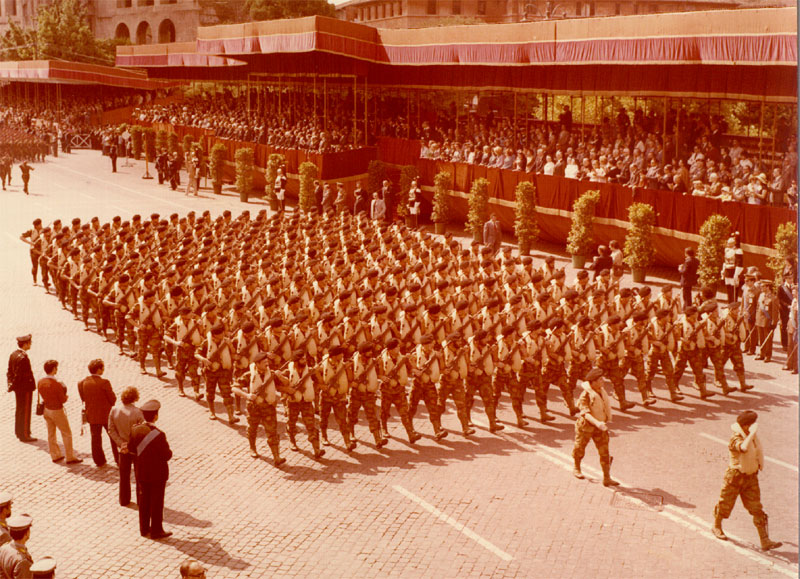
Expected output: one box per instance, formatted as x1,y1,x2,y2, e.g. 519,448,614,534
713,410,782,551
572,367,620,487
37,360,82,464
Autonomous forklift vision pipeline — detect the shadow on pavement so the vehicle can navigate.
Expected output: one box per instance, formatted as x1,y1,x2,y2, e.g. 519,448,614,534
164,506,213,528
167,535,251,571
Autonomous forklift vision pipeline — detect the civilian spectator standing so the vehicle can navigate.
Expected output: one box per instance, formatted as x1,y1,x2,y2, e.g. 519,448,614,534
609,240,624,268
777,278,793,351
352,181,369,215
6,334,36,442
130,400,172,540
381,180,394,222
78,359,118,467
36,360,82,464
109,387,145,507
482,214,501,255
589,246,614,281
370,192,386,221
678,248,699,308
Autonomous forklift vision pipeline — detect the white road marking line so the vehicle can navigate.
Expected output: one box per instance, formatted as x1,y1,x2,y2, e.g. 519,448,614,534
699,432,798,473
54,164,195,211
392,485,514,562
766,380,799,395
470,418,797,575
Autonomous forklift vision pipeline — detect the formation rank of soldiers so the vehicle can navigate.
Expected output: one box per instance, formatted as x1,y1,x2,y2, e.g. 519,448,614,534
19,209,754,467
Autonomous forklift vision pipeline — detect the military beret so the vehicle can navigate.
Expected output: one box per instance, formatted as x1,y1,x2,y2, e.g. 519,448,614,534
269,317,284,328
373,305,388,315
554,269,566,279
143,289,156,299
607,314,622,325
530,273,544,283
338,291,352,301
141,399,161,412
132,214,141,221
253,351,271,364
329,345,345,356
385,287,398,297
661,285,675,293
700,302,717,313
6,514,32,532
408,283,421,293
459,279,473,288
319,312,335,323
71,217,81,225
241,322,256,333
483,277,497,287
358,341,374,354
487,298,501,308
529,320,542,331
563,289,579,300
480,259,493,268
638,286,652,296
619,287,632,297
211,323,225,334
684,306,698,315
655,309,670,318
0,492,12,507
585,368,604,382
418,334,434,345
521,256,533,265
427,304,441,315
169,286,184,298
633,311,648,322
509,295,522,306
470,240,480,247
502,325,516,337
346,307,360,318
178,306,192,315
548,318,564,330
537,292,551,302
545,256,555,264
360,289,373,300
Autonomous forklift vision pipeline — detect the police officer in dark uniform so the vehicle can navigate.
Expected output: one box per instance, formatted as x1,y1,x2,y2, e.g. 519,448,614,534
6,334,37,442
129,399,173,539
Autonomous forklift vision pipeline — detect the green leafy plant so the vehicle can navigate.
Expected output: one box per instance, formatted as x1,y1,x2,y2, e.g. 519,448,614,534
367,160,387,195
432,170,452,224
129,125,143,160
623,202,656,270
514,180,540,255
235,147,255,201
265,153,286,205
142,127,156,163
698,214,732,287
397,165,419,219
767,222,798,286
299,161,318,212
155,129,168,153
467,177,490,241
167,132,179,155
182,134,194,159
209,143,227,195
566,189,601,256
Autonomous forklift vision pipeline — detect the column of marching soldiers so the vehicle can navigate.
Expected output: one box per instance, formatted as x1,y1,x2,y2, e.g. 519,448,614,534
19,208,754,467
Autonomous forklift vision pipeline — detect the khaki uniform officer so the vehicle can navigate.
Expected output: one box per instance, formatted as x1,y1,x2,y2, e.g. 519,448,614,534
712,411,782,551
572,367,620,487
29,556,56,578
0,493,12,546
0,515,33,578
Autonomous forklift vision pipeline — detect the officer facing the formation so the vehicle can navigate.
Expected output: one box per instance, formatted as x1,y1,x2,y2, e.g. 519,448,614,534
572,367,620,487
6,334,37,442
19,161,33,195
0,514,33,578
712,410,782,551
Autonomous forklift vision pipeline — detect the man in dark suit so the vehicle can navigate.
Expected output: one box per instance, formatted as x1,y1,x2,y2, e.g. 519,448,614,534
130,399,172,540
78,359,118,467
678,247,699,308
109,144,118,173
483,214,501,255
6,335,36,442
777,279,793,350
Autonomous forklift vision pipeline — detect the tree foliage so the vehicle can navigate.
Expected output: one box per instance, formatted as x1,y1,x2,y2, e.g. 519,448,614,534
623,202,656,270
396,165,419,219
767,222,798,287
209,143,227,194
299,161,318,213
698,214,732,288
566,189,600,256
235,147,255,197
265,153,286,204
514,181,539,255
467,178,490,239
432,170,452,225
245,0,335,21
0,0,122,64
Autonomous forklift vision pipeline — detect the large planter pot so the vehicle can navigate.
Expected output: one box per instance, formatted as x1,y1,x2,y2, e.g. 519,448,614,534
434,222,446,235
632,268,647,283
571,255,587,269
269,198,279,211
406,215,416,228
240,190,249,203
473,230,483,244
213,182,222,195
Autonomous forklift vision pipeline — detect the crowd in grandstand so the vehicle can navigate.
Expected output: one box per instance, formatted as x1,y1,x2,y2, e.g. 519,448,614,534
132,92,361,153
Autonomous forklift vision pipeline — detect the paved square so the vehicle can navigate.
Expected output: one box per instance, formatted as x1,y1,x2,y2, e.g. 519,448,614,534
0,151,796,578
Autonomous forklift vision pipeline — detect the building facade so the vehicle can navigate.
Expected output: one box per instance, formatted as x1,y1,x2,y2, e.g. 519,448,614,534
0,0,202,44
335,0,794,28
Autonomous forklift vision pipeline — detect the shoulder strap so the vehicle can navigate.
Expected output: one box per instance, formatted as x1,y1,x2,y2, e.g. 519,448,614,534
136,428,160,456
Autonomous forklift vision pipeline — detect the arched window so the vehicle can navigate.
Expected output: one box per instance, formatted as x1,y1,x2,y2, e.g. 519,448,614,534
136,21,152,45
115,23,131,42
158,19,176,43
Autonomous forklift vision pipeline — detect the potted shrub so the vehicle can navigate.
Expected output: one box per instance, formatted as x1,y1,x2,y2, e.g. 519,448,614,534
397,165,419,227
235,147,255,203
155,129,168,154
468,177,490,244
367,160,387,195
266,153,286,211
209,143,227,195
566,189,601,268
167,132,179,156
432,170,452,235
299,161,318,212
623,202,657,283
130,125,143,160
514,180,540,256
698,214,732,289
182,134,194,159
767,222,798,287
